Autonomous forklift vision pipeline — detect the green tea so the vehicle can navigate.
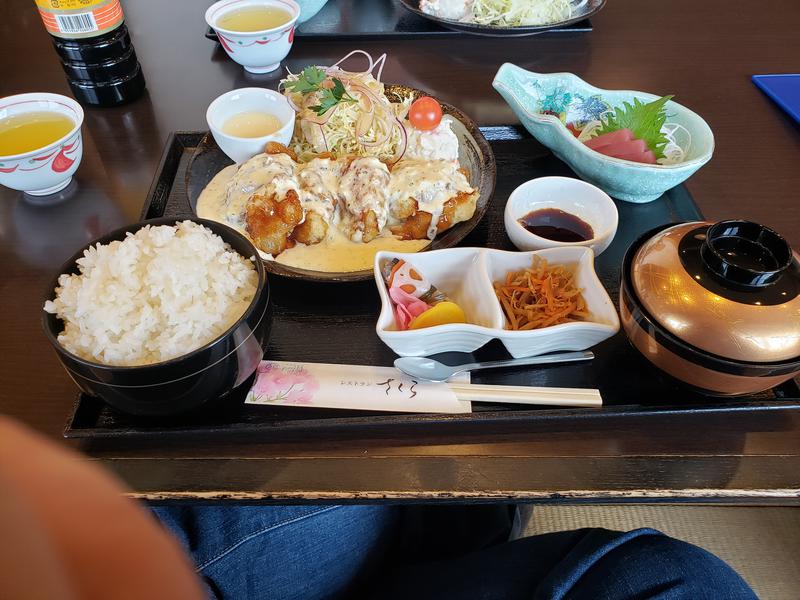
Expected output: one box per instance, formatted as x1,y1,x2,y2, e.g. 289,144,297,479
217,6,292,32
0,111,74,155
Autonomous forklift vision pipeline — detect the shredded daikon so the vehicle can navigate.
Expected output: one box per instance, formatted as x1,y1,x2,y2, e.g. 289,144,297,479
659,122,692,165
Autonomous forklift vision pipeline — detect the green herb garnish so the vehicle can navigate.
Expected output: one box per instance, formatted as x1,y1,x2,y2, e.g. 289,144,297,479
310,77,357,116
595,95,673,159
282,66,326,94
282,66,358,116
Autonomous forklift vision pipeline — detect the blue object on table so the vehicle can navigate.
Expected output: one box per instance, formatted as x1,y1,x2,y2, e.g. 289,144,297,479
752,74,800,123
295,0,329,23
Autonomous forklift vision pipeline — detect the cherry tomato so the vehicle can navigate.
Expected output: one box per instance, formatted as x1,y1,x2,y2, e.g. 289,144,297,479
409,96,443,131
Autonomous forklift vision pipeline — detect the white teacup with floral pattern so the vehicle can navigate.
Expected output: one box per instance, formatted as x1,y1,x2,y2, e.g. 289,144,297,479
0,93,84,196
206,0,300,74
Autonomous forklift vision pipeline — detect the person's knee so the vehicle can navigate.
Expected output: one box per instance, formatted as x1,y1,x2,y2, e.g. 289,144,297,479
591,530,756,600
637,534,734,575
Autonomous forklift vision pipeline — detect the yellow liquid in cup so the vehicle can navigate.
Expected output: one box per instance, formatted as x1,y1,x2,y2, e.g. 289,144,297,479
0,111,74,156
222,111,283,138
216,6,292,31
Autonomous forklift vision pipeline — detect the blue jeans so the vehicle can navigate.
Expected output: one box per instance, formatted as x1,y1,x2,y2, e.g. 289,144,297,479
154,505,396,599
153,505,756,600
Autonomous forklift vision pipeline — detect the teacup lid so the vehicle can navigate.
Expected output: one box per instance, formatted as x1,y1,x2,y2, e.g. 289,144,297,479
631,220,800,362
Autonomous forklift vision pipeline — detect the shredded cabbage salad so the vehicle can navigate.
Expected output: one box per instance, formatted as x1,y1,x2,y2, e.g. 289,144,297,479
281,51,412,163
469,0,584,26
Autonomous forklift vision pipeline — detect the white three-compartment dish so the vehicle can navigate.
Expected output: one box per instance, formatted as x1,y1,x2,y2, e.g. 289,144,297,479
374,246,620,357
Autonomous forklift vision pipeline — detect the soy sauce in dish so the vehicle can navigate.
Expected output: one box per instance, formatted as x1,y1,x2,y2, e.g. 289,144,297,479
518,208,594,242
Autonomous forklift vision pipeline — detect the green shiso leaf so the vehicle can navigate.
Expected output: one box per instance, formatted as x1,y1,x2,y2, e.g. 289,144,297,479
595,95,674,159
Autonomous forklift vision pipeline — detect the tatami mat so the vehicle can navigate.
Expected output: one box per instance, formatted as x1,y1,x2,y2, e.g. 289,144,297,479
520,506,800,600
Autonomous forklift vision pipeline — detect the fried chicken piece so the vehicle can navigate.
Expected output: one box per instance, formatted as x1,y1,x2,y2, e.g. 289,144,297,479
291,210,328,245
245,190,303,256
436,199,457,234
264,142,298,162
362,210,380,243
391,211,433,240
297,157,342,228
391,197,418,221
343,209,381,243
437,191,476,233
391,191,477,240
339,157,390,243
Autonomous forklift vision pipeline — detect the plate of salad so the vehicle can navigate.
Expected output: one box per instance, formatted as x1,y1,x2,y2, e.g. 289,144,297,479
186,51,497,282
400,0,606,37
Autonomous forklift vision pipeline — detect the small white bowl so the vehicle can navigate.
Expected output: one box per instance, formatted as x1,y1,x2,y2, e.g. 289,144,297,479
0,93,83,196
207,87,295,164
504,176,618,256
206,0,300,74
374,246,619,358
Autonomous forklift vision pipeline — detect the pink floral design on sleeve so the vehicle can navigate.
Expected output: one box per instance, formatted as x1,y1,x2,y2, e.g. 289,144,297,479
251,363,320,405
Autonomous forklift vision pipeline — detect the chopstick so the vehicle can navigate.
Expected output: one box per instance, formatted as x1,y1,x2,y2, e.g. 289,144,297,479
449,383,602,408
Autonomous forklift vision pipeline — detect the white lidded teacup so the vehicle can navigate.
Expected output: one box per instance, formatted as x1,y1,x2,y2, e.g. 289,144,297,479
206,0,300,74
207,87,295,164
0,92,84,196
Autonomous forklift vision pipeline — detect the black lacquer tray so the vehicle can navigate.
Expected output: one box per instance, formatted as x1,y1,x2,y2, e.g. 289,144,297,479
63,128,800,438
205,0,593,42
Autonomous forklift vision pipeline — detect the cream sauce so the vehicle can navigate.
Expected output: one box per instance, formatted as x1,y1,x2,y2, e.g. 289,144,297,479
197,164,247,232
197,162,429,272
298,157,342,223
277,226,429,273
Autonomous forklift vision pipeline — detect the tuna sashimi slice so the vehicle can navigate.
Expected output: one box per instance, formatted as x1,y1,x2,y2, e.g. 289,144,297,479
584,128,634,150
609,149,658,164
593,139,650,158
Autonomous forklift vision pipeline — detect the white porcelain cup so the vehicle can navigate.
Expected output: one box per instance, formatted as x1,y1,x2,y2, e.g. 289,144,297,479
207,87,295,164
504,176,619,256
206,0,300,74
0,93,84,196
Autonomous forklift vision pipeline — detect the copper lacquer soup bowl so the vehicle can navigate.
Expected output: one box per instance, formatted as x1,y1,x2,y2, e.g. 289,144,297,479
620,220,800,396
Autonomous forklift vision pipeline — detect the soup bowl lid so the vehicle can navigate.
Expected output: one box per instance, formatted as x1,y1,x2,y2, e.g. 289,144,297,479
630,220,800,363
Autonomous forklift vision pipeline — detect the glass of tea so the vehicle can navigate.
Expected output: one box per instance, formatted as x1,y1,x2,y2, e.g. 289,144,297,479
206,0,301,74
0,92,84,196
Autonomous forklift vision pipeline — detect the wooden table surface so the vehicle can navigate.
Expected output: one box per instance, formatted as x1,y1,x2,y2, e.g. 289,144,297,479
1,0,799,504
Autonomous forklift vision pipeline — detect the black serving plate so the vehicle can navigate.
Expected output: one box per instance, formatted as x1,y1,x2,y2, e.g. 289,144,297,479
397,0,604,37
187,84,496,282
63,127,800,438
205,0,593,42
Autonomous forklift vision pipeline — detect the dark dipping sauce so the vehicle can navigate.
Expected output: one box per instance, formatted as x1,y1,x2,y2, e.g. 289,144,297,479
518,208,594,243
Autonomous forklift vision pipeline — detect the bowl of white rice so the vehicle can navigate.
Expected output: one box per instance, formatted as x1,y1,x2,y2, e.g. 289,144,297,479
42,218,270,416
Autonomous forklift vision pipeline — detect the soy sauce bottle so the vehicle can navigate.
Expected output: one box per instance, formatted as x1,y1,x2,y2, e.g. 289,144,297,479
35,0,146,106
